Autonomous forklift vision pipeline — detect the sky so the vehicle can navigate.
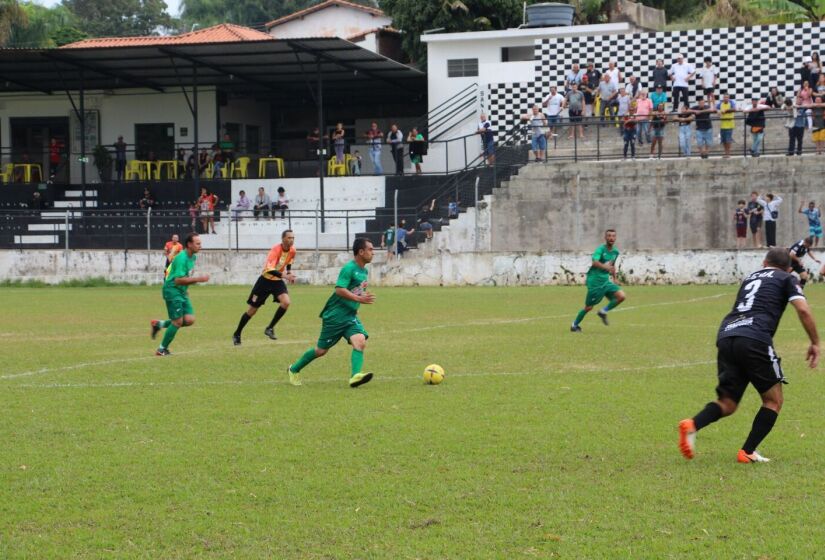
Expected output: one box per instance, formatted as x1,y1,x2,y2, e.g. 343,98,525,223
32,0,184,17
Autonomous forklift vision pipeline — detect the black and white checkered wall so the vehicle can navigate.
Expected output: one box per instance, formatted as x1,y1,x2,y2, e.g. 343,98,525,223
487,21,824,130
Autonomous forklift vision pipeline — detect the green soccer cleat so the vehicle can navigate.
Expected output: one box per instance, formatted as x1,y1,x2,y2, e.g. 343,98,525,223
349,372,373,388
287,364,302,386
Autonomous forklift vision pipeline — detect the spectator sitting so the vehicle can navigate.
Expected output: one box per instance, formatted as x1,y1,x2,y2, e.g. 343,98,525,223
447,197,460,219
212,148,225,177
765,86,785,108
650,85,667,116
219,134,235,166
274,187,289,219
254,187,271,219
351,151,363,176
396,218,416,256
185,150,197,179
234,189,252,218
147,151,158,162
416,199,437,240
176,147,186,175
139,188,156,210
29,191,47,211
14,153,31,183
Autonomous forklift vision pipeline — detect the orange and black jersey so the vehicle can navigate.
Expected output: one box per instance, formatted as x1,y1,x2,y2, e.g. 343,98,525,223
261,243,296,281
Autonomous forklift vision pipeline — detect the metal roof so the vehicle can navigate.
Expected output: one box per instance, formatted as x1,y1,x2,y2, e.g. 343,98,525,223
0,37,425,104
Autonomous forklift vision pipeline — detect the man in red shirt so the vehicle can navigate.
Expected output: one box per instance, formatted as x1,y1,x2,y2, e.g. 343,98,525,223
48,137,64,181
233,229,297,345
163,234,183,269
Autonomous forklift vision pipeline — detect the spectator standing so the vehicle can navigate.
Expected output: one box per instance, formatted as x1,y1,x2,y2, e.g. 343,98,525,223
634,89,653,145
29,191,46,212
691,98,716,159
565,64,584,91
407,128,425,174
800,200,823,246
765,86,785,108
649,103,667,158
219,134,235,168
197,187,218,234
810,52,821,89
697,57,719,106
188,201,198,229
417,199,437,240
253,187,271,219
604,61,621,89
387,124,404,175
580,74,595,120
185,149,197,179
669,54,695,112
332,123,345,164
234,190,252,218
717,93,737,158
624,75,642,99
114,136,127,182
48,137,64,181
622,103,637,159
674,103,695,157
616,87,632,136
164,234,183,268
522,105,548,162
139,188,156,210
734,200,748,250
785,98,806,156
395,219,415,256
176,147,186,177
447,197,459,219
275,187,289,219
651,59,669,93
381,222,395,255
797,81,813,106
564,83,586,140
743,98,771,157
306,127,321,159
650,85,667,117
351,151,362,175
800,55,813,88
542,86,565,138
747,191,764,248
809,96,825,154
477,114,496,165
758,192,783,247
585,62,601,99
198,148,210,177
598,74,618,123
364,122,383,175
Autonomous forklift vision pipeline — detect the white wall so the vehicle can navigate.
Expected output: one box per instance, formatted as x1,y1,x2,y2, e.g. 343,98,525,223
268,7,391,41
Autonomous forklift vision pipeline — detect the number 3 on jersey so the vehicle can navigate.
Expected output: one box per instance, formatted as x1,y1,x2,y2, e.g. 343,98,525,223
737,279,762,312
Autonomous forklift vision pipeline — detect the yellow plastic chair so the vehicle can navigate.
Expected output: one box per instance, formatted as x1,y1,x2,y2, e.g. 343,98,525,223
231,156,250,178
207,162,229,179
0,163,12,183
327,156,346,176
125,160,143,181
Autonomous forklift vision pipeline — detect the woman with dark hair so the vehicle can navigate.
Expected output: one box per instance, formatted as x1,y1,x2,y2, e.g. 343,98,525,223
332,123,345,164
810,52,821,89
765,86,784,108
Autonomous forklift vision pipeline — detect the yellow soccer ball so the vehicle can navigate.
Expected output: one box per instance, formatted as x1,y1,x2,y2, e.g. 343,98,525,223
423,364,445,385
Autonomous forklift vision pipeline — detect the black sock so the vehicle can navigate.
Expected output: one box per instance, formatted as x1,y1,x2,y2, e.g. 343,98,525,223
693,401,723,431
742,407,779,454
268,306,287,329
235,312,252,336
801,278,807,287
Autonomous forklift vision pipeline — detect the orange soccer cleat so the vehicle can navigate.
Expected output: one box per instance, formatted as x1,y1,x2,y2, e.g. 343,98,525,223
678,418,696,460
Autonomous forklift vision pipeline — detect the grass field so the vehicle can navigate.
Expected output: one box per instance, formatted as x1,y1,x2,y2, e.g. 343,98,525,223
2,283,825,559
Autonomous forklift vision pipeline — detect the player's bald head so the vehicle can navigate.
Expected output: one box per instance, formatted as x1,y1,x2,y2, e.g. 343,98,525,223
764,247,790,270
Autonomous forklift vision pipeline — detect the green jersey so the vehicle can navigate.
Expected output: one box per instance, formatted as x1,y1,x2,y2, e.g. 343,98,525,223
163,250,196,298
321,260,369,321
586,243,619,286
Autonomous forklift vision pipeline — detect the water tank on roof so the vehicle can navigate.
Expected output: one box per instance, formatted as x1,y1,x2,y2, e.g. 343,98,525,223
524,2,575,28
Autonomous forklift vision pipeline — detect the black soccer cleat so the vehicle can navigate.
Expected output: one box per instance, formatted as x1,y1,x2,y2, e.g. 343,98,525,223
233,333,241,346
264,327,277,340
597,310,609,326
570,325,582,333
151,320,161,340
349,372,373,388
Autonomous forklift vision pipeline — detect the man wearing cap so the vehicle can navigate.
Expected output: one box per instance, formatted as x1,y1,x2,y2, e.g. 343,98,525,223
669,54,696,112
800,55,813,88
650,84,668,117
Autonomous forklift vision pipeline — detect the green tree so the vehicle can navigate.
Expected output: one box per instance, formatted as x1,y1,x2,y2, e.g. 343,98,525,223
178,0,376,31
8,2,87,48
62,0,172,37
0,0,28,46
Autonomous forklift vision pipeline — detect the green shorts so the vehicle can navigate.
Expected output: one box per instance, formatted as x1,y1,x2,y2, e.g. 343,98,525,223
585,282,620,307
317,316,368,350
164,295,194,320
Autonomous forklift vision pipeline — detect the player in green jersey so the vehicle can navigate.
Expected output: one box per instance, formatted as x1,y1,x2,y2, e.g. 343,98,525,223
150,233,210,355
287,238,376,388
571,229,626,332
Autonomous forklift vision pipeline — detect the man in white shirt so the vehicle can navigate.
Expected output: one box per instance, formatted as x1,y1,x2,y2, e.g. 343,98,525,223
565,64,584,92
697,57,719,106
669,54,695,112
542,86,565,137
605,61,621,89
758,193,783,247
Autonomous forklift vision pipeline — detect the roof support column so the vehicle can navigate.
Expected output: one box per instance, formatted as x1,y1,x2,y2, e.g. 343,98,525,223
192,63,200,199
317,57,325,234
79,69,86,203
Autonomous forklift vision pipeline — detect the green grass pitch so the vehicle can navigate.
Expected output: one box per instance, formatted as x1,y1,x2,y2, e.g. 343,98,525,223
2,284,824,559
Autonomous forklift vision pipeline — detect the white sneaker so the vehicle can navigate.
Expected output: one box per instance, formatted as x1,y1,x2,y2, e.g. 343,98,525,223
737,449,770,463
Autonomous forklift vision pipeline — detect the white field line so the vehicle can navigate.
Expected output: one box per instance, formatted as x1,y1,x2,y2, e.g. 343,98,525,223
0,292,729,382
6,360,716,390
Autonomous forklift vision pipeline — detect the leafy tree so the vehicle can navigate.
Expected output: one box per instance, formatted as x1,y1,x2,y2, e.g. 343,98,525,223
62,0,172,37
178,0,376,31
8,2,87,48
0,0,28,46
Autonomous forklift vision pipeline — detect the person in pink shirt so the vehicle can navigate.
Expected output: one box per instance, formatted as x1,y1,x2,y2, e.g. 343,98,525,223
634,88,653,145
798,81,814,106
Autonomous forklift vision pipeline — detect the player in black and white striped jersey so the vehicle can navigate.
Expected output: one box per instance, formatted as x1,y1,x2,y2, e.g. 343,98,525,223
678,248,820,463
788,236,821,287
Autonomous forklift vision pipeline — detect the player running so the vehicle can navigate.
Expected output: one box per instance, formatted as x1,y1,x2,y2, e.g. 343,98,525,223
789,236,820,288
678,248,819,463
571,229,626,332
286,238,376,388
150,233,210,356
233,229,296,345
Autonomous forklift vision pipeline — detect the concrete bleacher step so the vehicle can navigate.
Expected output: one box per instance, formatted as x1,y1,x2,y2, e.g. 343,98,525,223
53,200,98,208
15,234,59,244
28,223,72,232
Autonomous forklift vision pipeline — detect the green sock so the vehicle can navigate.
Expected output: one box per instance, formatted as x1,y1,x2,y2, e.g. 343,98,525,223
160,324,179,349
573,309,588,326
291,347,318,373
350,349,364,377
157,319,171,328
602,297,620,313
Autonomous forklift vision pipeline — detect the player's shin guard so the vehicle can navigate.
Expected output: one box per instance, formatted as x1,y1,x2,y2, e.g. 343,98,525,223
351,349,364,376
573,309,588,326
291,347,317,373
693,401,723,430
742,407,779,454
268,306,287,329
235,312,252,335
160,324,179,349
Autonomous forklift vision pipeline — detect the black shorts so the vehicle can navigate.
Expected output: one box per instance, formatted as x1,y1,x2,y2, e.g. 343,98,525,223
791,261,806,274
716,336,787,403
703,87,715,96
749,219,762,234
247,276,288,308
569,109,582,123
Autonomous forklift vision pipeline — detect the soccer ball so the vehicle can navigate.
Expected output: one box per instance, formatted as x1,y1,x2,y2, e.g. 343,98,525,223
423,364,445,385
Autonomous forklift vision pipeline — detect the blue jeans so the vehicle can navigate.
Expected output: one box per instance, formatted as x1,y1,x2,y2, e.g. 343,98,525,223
636,120,651,143
751,131,765,156
678,126,693,155
369,148,383,174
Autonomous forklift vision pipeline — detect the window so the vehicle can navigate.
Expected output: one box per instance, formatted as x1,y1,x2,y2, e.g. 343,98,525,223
501,46,534,62
447,58,478,78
